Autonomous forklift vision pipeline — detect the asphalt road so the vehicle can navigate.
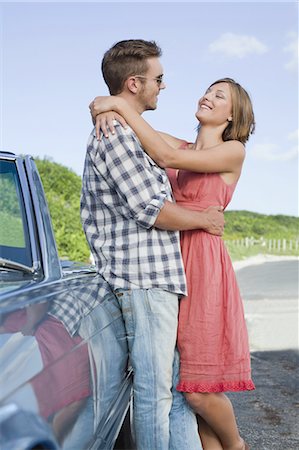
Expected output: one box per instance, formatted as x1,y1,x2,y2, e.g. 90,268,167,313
235,260,298,300
235,260,298,352
230,349,299,450
232,259,299,449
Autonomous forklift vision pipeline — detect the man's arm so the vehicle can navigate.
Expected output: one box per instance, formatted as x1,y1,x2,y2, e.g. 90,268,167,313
155,201,224,235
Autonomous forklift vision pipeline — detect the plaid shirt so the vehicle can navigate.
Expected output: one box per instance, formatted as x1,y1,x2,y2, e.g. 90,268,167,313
80,123,187,295
49,274,112,336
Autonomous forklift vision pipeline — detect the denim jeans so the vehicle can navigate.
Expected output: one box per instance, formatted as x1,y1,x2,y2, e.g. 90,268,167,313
115,288,202,450
62,397,94,450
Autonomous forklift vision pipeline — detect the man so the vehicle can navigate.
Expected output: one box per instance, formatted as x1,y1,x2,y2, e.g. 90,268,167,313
82,39,224,450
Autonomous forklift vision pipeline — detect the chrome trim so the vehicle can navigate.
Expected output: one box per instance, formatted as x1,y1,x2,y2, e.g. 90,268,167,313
24,156,61,281
0,257,35,274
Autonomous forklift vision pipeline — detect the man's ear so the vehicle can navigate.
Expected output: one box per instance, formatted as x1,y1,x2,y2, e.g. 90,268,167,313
126,77,139,94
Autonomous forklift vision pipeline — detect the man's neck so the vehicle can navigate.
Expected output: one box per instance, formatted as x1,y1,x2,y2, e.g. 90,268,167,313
117,92,143,115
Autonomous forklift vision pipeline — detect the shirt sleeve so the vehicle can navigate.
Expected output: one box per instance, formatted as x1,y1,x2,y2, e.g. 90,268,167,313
92,123,171,229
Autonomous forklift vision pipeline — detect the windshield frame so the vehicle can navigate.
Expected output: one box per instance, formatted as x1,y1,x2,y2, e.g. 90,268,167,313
0,157,33,268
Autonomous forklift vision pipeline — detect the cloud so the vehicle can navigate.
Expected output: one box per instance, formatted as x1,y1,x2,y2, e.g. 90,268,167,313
250,131,298,162
287,129,299,142
208,32,268,58
283,32,298,73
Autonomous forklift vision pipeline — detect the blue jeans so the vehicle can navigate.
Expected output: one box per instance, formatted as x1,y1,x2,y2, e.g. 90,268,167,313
115,288,202,450
62,397,94,450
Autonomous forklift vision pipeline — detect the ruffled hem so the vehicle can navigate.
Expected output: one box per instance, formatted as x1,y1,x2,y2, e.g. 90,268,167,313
177,379,256,393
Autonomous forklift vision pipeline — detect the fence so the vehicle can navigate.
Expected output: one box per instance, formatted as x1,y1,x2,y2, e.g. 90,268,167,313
224,237,299,254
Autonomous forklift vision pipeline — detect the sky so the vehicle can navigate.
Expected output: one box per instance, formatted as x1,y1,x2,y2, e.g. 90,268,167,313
0,1,298,217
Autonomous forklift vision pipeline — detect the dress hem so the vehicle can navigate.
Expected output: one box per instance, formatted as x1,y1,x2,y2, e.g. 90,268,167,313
177,379,256,393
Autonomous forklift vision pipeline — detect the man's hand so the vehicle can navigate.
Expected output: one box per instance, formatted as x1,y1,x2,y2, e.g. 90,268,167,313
154,201,225,233
202,206,225,236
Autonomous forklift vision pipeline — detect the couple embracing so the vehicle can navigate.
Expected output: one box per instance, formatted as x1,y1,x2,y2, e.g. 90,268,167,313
81,39,255,450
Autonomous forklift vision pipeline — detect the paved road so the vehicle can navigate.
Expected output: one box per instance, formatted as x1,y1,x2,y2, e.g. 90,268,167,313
232,260,299,449
230,350,299,450
235,260,298,352
235,260,298,300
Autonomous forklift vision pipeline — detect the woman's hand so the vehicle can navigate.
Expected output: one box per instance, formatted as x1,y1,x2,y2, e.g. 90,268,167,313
89,96,128,140
89,95,119,118
94,111,128,141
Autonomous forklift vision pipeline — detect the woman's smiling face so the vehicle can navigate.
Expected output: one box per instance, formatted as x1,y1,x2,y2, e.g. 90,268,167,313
196,82,233,127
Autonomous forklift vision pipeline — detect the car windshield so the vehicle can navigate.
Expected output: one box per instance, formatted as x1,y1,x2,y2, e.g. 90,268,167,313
0,160,33,268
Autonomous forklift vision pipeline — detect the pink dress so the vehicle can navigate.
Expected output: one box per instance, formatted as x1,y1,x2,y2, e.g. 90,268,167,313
2,311,91,418
169,145,255,393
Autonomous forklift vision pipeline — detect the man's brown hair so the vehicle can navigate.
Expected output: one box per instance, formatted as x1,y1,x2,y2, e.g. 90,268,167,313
101,39,162,95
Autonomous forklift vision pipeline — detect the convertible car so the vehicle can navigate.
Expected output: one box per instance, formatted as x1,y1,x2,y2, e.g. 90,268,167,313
0,151,134,450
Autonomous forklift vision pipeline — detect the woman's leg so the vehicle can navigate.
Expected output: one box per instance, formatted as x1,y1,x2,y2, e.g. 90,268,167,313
185,392,246,450
197,415,223,450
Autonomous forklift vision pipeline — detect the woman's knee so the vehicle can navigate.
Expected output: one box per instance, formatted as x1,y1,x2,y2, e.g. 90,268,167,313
184,392,220,413
184,392,205,411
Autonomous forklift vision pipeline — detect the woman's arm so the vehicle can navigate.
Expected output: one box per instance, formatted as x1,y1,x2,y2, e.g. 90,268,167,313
93,96,245,173
155,131,187,149
90,97,183,147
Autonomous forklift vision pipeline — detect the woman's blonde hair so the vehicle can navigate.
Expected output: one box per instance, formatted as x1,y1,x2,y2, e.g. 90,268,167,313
210,78,255,144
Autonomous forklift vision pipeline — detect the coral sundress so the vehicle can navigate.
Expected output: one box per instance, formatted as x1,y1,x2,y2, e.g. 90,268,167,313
169,144,255,393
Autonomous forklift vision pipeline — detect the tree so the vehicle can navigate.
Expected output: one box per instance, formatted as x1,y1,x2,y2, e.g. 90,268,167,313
35,157,90,262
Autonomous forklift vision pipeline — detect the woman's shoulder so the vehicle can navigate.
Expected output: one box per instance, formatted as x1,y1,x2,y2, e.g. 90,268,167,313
221,140,245,159
222,139,245,151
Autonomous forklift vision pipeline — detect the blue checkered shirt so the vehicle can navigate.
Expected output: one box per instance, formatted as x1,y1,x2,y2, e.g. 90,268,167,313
80,123,187,295
49,274,112,336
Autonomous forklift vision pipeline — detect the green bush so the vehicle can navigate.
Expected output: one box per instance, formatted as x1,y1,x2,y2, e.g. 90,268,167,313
35,157,90,262
224,210,299,240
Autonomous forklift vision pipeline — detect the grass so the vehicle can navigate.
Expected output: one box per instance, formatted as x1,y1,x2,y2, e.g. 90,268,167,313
225,241,298,262
0,212,25,247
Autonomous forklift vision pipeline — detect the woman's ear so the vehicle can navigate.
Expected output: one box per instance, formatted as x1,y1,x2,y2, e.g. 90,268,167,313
227,116,233,122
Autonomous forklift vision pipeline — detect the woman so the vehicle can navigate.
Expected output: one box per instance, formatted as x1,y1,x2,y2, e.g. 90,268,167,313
91,78,255,450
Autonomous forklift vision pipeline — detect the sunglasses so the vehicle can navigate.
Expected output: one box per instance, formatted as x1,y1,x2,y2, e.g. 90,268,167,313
135,75,164,86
